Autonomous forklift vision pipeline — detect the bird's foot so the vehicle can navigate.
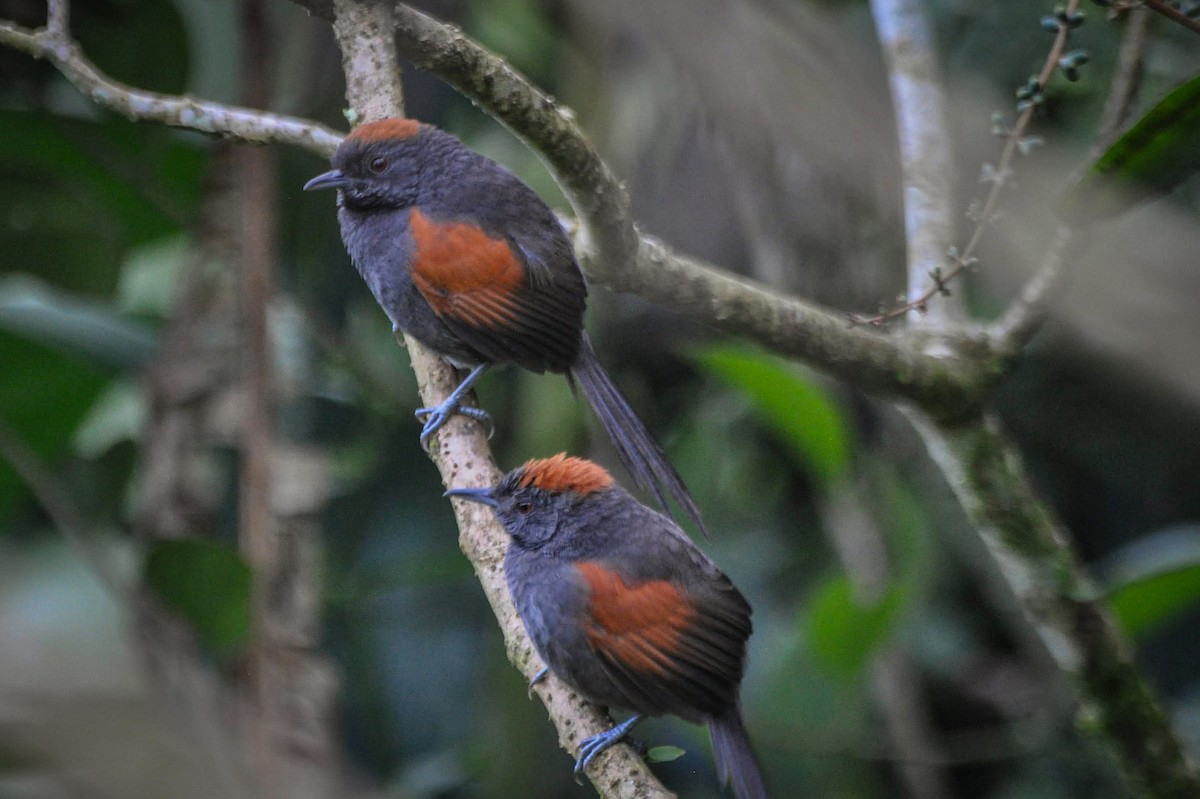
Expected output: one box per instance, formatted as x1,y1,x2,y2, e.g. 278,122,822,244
527,666,549,698
416,401,492,450
415,363,493,450
573,714,643,781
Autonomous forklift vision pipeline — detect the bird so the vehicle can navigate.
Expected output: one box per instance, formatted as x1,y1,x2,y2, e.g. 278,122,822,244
445,454,767,799
305,118,704,534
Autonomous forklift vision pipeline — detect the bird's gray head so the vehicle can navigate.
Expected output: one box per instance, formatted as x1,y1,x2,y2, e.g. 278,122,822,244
445,454,617,551
303,118,426,211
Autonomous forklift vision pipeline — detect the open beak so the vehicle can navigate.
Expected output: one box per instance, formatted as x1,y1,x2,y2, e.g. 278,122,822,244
303,169,352,192
444,487,499,507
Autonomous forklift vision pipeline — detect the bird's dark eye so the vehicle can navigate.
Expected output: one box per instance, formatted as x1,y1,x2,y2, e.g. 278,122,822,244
515,501,533,514
368,156,389,174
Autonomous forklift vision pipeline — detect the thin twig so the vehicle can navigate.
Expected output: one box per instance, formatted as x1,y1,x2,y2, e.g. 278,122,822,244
856,0,1085,326
1093,7,1150,157
987,225,1078,356
990,7,1150,355
0,414,131,601
1142,0,1200,36
0,20,341,154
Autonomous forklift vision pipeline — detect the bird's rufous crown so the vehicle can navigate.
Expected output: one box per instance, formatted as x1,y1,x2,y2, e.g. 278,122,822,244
518,454,614,496
344,118,422,143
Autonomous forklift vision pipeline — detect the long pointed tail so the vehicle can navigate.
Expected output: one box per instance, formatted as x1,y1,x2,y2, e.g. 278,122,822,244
709,704,769,799
569,333,706,535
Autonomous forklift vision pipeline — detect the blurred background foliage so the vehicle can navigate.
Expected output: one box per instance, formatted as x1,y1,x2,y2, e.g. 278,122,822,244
1,0,1199,797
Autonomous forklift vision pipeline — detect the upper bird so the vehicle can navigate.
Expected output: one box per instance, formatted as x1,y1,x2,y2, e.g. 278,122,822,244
305,118,704,533
446,454,767,799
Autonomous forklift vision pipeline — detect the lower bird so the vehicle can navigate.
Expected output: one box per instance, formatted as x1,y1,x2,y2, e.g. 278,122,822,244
446,454,767,799
305,118,704,534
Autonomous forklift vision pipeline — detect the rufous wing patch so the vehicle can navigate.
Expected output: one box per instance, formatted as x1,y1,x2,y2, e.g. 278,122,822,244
346,118,421,142
577,561,695,676
518,454,614,496
409,209,526,327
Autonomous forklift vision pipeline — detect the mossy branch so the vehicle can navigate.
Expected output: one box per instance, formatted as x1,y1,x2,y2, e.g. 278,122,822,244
910,411,1200,798
874,0,1197,792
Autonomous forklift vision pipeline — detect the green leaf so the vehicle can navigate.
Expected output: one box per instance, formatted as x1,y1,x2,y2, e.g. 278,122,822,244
800,468,932,680
0,277,159,372
115,237,191,316
1103,526,1200,639
74,380,146,458
0,278,155,522
695,345,852,486
645,745,686,764
806,573,905,679
0,111,205,297
0,331,109,519
1061,73,1200,221
876,466,935,583
1111,565,1200,640
143,538,253,656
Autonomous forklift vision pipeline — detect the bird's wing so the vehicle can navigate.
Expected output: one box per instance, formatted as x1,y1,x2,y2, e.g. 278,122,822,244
407,208,584,372
575,560,750,718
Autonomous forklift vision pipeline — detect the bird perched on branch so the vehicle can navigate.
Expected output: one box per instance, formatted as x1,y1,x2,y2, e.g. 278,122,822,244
446,454,767,799
305,118,703,533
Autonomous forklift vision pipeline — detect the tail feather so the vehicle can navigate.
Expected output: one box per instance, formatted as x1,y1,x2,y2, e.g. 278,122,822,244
709,704,769,799
569,334,707,535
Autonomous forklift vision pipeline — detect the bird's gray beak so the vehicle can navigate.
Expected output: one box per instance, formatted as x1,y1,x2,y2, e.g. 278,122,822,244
444,487,499,507
303,169,351,192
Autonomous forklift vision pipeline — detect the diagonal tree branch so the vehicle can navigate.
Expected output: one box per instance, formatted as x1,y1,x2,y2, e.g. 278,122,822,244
1093,7,1151,157
0,414,131,601
328,0,674,795
2,4,999,418
0,19,341,153
383,3,992,417
908,410,1200,799
1142,0,1200,36
987,225,1079,358
869,1,1197,794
